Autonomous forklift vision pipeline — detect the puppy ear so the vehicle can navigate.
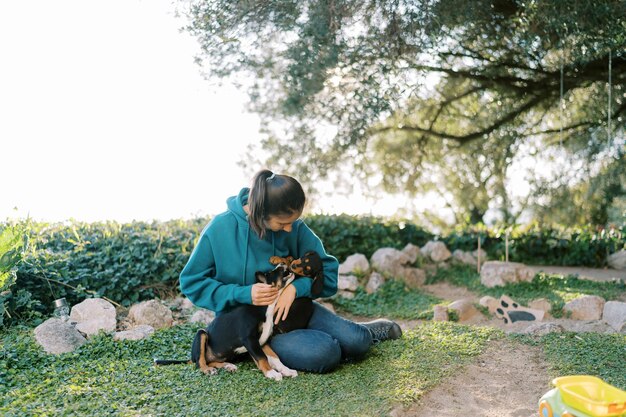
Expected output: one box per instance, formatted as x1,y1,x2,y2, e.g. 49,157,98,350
255,272,267,284
311,270,324,296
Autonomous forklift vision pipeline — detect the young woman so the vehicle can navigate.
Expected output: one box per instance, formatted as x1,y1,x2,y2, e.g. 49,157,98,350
180,169,401,373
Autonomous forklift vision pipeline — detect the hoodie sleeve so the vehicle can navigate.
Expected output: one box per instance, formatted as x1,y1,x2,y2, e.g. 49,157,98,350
291,221,339,299
179,230,252,313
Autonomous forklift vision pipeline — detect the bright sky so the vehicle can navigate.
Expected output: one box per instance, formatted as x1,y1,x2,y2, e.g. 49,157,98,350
0,0,421,223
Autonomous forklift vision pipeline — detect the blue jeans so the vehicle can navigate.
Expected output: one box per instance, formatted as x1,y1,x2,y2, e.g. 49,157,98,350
269,302,372,373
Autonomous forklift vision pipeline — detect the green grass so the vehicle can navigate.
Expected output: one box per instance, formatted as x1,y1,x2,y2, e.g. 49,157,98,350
427,264,626,316
331,279,443,320
1,322,498,417
540,332,626,390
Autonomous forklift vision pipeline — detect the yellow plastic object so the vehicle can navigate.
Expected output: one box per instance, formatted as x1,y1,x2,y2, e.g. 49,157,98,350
553,375,626,417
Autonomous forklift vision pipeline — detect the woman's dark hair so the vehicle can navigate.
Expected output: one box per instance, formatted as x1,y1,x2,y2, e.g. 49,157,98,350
248,169,306,238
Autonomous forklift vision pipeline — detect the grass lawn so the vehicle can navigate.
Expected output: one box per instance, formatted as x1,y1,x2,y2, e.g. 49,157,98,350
3,265,625,416
2,322,498,416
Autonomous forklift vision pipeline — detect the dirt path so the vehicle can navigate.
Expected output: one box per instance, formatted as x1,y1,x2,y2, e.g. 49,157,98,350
527,265,626,282
391,338,550,417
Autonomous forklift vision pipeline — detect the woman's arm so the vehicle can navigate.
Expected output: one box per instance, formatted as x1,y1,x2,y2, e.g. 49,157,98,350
179,232,252,313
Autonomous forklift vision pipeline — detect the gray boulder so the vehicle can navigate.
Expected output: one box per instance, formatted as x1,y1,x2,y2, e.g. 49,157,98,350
602,301,626,332
421,241,452,263
34,318,87,354
480,261,534,288
370,248,411,277
128,300,173,329
339,254,370,274
607,250,626,270
113,325,155,341
70,298,117,337
563,295,606,320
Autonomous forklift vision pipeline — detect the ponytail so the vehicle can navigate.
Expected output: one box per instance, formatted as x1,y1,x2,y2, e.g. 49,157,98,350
248,169,305,238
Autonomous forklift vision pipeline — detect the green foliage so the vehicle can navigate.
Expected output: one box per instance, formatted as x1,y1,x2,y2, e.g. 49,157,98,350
440,224,626,267
3,215,624,328
7,218,207,327
541,332,626,389
428,264,626,317
0,222,30,327
184,0,625,228
305,214,433,260
1,322,498,416
332,279,442,320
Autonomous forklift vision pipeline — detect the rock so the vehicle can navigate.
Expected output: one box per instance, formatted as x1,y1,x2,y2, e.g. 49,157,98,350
528,298,552,314
179,298,195,311
448,299,479,322
70,298,117,337
370,248,411,276
602,301,626,332
338,253,370,275
401,243,421,264
521,322,565,336
565,320,615,334
189,309,215,326
563,295,606,320
472,249,488,263
607,249,626,270
365,272,385,294
480,261,534,288
401,267,426,289
128,300,174,329
452,249,477,266
433,305,449,322
113,325,155,341
479,296,499,314
421,241,452,263
337,275,359,292
34,318,87,354
337,290,355,299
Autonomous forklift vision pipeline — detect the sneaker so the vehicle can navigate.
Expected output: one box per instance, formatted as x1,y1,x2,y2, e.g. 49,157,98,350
359,319,402,343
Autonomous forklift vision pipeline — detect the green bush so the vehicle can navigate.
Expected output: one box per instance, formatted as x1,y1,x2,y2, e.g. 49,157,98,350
305,214,433,260
2,215,624,328
7,218,207,327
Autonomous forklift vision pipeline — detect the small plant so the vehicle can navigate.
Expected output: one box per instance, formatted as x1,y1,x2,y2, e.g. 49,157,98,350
0,221,33,327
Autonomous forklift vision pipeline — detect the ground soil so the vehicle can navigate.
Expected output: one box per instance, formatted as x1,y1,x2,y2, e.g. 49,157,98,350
386,266,625,417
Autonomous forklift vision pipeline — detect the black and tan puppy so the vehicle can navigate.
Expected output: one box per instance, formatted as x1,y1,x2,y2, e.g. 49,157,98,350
269,250,324,333
155,263,298,381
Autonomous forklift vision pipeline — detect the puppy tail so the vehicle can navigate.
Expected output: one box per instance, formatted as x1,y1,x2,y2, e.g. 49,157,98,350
191,328,210,368
153,359,191,366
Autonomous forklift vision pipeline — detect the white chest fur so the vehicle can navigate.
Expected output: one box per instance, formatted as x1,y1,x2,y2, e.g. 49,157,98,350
234,275,295,354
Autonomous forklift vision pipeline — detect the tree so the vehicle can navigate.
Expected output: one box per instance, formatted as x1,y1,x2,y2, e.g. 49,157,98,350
181,0,625,224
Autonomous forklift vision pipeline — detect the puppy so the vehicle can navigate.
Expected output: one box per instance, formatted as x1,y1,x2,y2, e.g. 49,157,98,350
269,250,324,333
155,263,298,381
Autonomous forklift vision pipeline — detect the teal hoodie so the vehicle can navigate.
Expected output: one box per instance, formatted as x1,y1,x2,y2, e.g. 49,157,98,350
179,187,339,314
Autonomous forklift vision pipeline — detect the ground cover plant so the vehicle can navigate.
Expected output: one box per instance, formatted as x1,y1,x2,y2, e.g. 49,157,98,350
1,322,498,416
332,279,443,320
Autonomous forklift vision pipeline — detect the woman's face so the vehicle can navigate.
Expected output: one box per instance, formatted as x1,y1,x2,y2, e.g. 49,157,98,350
264,211,301,233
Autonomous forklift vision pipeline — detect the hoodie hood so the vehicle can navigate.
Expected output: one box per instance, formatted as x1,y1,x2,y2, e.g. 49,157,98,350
226,187,251,225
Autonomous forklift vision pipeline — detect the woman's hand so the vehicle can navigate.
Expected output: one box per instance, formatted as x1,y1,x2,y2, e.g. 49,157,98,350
251,283,278,306
274,285,296,324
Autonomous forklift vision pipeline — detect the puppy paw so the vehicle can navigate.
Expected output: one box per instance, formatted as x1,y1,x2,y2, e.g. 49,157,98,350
280,367,298,378
222,363,238,372
269,256,285,265
264,369,283,381
201,367,218,376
